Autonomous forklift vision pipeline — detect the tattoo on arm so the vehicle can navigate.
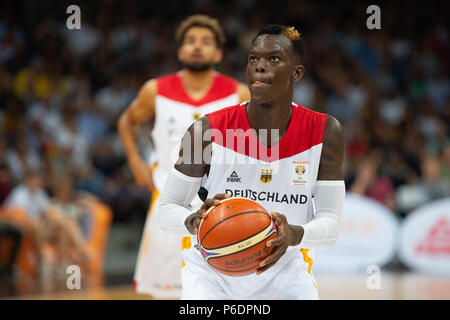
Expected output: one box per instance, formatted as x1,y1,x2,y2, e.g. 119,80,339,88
317,115,344,180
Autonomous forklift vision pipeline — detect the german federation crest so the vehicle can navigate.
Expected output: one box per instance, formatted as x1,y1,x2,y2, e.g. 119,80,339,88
260,169,273,183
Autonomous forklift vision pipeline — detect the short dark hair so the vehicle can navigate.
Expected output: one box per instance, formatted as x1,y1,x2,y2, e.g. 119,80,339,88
175,15,226,48
251,24,305,62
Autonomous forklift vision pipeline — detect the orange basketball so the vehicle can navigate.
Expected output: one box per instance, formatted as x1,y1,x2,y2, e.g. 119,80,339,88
197,197,277,276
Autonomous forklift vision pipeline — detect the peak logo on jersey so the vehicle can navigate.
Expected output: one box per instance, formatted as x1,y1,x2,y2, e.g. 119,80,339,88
291,161,309,186
227,171,241,183
260,169,273,183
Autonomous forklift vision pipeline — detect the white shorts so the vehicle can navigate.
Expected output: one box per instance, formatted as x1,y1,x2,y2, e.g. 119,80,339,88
133,190,203,298
180,241,320,300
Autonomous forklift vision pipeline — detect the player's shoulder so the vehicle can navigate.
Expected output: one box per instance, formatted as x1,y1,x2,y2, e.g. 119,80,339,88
292,103,332,144
134,78,158,103
294,102,328,120
205,102,244,130
206,102,243,119
295,103,343,144
152,72,186,99
211,72,239,96
213,72,238,85
323,113,344,141
154,72,180,88
295,104,342,132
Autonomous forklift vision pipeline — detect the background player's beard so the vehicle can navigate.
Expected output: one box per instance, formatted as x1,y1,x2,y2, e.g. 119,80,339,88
181,60,215,72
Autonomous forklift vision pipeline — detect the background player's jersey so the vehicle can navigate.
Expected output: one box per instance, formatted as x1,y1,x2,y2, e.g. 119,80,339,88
183,102,327,298
151,71,239,191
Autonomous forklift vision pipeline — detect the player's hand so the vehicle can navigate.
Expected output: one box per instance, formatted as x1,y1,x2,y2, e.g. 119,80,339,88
129,157,155,192
256,212,302,275
191,193,231,234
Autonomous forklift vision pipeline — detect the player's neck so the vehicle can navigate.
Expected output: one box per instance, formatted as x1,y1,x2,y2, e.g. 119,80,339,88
246,98,293,148
181,68,215,92
247,98,293,132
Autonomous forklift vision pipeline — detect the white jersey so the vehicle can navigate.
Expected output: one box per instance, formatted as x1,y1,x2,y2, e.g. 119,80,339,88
181,102,328,299
133,71,240,298
150,71,240,191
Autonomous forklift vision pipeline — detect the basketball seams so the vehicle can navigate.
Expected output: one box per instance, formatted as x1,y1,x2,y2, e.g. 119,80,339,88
199,210,270,246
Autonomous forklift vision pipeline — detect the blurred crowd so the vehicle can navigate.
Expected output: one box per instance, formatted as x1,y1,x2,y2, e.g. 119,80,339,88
0,0,449,228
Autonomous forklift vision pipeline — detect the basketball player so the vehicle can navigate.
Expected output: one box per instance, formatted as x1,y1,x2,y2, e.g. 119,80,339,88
118,15,250,298
158,24,345,299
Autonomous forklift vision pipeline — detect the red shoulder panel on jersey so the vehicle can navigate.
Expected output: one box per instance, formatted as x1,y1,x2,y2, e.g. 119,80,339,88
156,72,238,107
206,103,328,162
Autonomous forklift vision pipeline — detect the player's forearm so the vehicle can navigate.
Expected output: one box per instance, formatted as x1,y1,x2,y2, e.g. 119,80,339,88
184,213,197,234
299,180,345,250
118,112,141,163
158,167,202,235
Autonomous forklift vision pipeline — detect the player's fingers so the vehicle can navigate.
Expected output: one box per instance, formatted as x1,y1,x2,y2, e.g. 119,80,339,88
193,212,204,233
270,212,288,233
194,220,200,234
270,212,282,228
213,193,231,200
201,199,220,212
256,247,286,275
196,208,208,219
256,261,276,275
270,212,288,225
266,234,287,247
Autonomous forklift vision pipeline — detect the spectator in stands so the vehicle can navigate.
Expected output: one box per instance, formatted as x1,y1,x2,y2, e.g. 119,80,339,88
5,171,49,221
4,171,49,272
396,154,450,215
0,162,13,204
4,171,90,276
347,152,397,212
48,175,92,269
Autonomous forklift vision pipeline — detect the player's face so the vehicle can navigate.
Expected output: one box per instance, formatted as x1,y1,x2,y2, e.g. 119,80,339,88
178,27,223,72
246,34,303,104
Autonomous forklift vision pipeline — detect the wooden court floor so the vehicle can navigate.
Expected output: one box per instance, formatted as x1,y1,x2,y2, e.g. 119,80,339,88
3,272,450,300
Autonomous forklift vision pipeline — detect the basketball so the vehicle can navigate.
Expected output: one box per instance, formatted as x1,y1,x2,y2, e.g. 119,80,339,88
197,197,277,276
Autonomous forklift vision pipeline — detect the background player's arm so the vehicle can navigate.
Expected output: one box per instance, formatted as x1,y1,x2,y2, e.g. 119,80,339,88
118,79,157,191
257,115,345,274
237,82,251,102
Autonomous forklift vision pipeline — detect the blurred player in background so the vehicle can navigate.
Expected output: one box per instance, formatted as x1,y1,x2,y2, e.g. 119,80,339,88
158,24,345,299
118,15,250,298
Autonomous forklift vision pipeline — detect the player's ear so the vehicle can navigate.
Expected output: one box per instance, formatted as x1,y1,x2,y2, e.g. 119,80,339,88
292,64,305,83
177,47,183,61
213,48,223,64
